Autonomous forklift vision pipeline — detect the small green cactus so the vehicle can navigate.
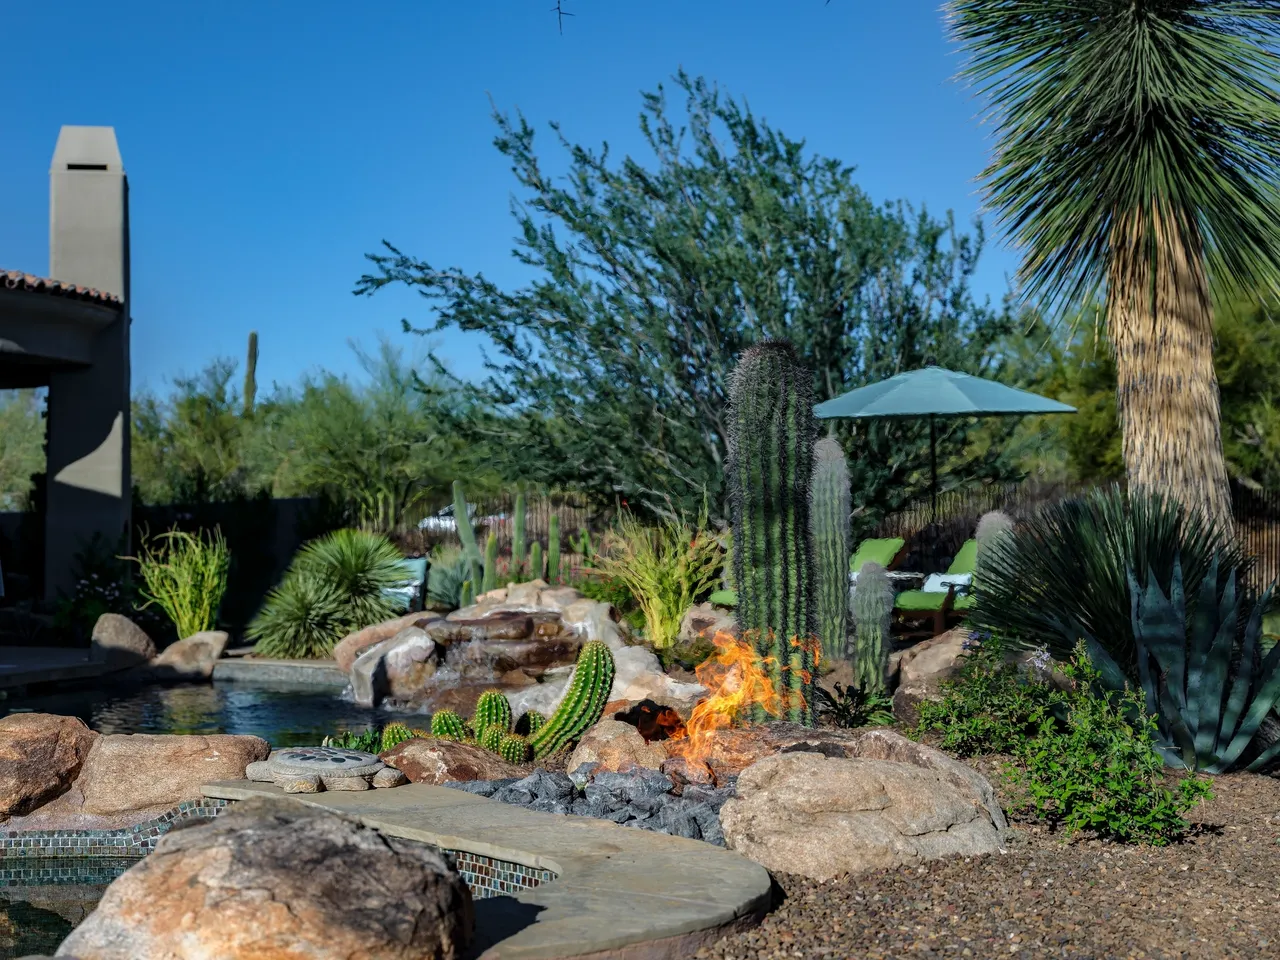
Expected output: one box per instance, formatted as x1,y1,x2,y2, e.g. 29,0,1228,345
430,710,467,741
453,480,484,587
530,640,615,759
479,723,506,754
498,733,529,764
529,542,544,581
517,710,547,737
473,689,513,734
379,722,415,752
547,515,561,584
459,579,474,608
512,492,527,578
482,532,500,594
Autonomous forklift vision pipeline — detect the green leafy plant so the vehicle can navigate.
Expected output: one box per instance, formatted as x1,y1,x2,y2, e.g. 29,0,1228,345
426,547,471,609
574,573,645,631
814,682,894,728
247,575,349,659
592,512,722,650
128,527,231,639
1086,555,1280,773
323,728,382,753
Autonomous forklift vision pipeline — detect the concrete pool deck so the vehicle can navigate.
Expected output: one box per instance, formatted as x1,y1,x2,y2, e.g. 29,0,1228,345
203,780,773,960
0,647,107,692
210,656,348,689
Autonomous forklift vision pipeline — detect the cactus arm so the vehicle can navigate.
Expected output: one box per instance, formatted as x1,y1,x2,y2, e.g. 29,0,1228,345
530,641,615,758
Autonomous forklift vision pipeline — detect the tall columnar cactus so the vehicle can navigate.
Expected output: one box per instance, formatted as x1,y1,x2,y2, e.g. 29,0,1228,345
511,492,527,578
529,542,544,581
453,480,484,587
242,330,258,418
459,579,474,609
726,340,820,725
530,641,616,759
482,532,500,594
473,689,513,734
547,515,561,584
430,710,467,741
811,437,852,665
498,733,530,764
577,527,594,567
851,561,894,694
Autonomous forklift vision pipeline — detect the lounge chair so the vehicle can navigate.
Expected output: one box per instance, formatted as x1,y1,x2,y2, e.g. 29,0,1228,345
850,537,908,576
892,539,977,638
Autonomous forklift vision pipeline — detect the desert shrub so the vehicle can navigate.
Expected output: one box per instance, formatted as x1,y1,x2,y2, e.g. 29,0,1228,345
246,575,349,659
129,527,231,639
592,512,723,649
814,682,895,728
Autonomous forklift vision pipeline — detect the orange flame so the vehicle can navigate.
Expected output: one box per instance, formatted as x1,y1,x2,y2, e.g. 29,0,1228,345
668,630,783,761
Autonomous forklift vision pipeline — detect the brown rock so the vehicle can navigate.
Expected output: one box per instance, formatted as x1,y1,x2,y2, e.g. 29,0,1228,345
57,795,473,959
500,668,537,687
0,714,98,820
892,680,944,726
504,579,549,607
662,722,871,781
536,586,586,611
91,614,156,670
720,745,1006,881
678,602,739,643
77,734,271,816
381,739,530,784
148,631,229,680
476,586,509,604
426,612,535,642
896,626,969,687
566,720,668,774
333,612,441,674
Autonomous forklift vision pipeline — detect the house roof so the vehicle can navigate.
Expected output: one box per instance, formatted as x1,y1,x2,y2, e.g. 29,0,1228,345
1,270,122,307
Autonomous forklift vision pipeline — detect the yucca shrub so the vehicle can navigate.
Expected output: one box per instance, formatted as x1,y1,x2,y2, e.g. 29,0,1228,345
247,575,349,659
130,527,231,639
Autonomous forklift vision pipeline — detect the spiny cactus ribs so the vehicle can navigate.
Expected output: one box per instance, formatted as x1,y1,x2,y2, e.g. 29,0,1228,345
473,689,513,734
529,640,615,759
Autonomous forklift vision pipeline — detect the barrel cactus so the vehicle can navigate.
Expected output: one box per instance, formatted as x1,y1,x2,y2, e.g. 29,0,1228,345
518,710,547,738
473,689,513,734
851,562,894,694
430,709,467,741
726,340,820,725
811,437,852,664
379,722,415,752
530,640,616,759
498,733,530,764
479,723,506,754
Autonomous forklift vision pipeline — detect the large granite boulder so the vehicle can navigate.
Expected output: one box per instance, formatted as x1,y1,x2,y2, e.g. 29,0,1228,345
892,626,968,689
381,739,530,785
56,796,474,960
147,630,229,681
350,627,438,707
333,612,441,673
90,614,155,670
0,714,98,821
720,734,1006,881
76,734,270,816
678,603,739,644
567,719,667,775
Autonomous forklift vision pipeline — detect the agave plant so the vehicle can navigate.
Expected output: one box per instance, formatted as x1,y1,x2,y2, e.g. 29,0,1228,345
1084,555,1280,774
289,528,406,628
970,486,1248,673
426,548,471,609
247,575,349,659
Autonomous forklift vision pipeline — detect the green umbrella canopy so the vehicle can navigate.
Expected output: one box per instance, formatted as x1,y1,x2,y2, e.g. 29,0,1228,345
814,365,1076,420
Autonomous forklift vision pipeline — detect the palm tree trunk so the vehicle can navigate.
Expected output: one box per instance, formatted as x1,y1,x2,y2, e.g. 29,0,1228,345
1108,207,1233,529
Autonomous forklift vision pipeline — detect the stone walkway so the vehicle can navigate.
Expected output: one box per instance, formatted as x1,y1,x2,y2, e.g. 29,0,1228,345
203,779,772,960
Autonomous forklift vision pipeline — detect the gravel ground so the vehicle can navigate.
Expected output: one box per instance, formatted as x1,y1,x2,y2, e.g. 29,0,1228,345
701,769,1280,960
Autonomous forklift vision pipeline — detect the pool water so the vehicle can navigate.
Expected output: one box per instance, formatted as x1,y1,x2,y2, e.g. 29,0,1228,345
0,680,404,746
0,858,137,959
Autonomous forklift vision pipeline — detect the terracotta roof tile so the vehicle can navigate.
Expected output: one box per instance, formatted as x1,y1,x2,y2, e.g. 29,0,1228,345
1,270,122,307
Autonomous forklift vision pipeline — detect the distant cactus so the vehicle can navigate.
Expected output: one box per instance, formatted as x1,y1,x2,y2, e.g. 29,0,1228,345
811,437,852,665
482,532,499,594
530,640,615,759
379,722,415,752
242,330,258,417
453,480,484,587
517,710,547,738
479,723,506,754
459,579,474,608
498,733,530,764
430,710,467,741
975,510,1015,580
529,542,544,581
473,689,513,734
547,515,561,584
512,492,527,578
577,527,595,566
851,562,894,694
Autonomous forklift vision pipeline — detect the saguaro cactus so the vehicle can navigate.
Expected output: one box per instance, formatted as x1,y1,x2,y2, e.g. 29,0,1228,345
547,514,561,584
242,331,259,417
511,492,527,578
482,532,499,594
726,340,820,725
851,562,894,694
811,437,852,665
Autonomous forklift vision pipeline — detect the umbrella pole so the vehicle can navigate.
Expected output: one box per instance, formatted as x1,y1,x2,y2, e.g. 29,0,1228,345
929,416,938,526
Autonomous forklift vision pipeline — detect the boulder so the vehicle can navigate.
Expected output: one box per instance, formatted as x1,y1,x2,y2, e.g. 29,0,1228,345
76,734,271,816
57,795,473,960
895,626,969,688
90,614,155,670
678,603,739,644
0,714,98,820
333,612,441,674
892,679,944,726
350,627,437,707
536,586,586,611
503,579,549,608
381,739,530,785
147,631,229,681
567,719,668,774
720,742,1006,881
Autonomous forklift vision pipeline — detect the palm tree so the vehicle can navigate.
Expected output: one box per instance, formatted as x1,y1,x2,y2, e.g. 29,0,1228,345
947,1,1280,526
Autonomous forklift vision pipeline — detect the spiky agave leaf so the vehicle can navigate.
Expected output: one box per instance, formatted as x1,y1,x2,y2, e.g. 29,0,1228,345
290,528,406,629
247,573,349,659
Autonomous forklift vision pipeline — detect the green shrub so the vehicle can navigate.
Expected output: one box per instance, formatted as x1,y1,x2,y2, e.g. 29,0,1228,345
129,527,231,639
246,575,348,659
575,574,646,631
427,547,471,609
814,682,894,728
322,728,382,752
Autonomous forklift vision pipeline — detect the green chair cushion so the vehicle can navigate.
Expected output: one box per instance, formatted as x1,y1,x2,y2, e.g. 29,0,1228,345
894,590,948,612
708,589,738,608
949,540,978,575
851,538,906,572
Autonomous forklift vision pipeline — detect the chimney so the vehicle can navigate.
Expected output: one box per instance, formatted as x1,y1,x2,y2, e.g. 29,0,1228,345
50,126,129,301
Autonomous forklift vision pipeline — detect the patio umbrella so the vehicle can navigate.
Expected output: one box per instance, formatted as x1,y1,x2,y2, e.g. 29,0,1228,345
813,365,1076,523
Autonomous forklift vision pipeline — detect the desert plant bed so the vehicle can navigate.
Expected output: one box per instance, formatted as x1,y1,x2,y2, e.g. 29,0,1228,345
700,768,1280,960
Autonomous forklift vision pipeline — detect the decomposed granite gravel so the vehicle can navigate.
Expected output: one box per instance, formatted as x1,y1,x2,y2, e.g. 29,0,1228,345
701,769,1280,960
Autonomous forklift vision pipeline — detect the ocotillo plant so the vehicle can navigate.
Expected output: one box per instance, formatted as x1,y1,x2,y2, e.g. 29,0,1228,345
529,542,544,581
811,437,852,665
242,331,258,417
482,532,499,594
511,492,527,578
547,515,561,584
726,340,819,725
452,480,484,588
851,562,894,694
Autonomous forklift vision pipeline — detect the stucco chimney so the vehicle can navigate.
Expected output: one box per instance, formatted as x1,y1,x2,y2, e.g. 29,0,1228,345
50,126,129,301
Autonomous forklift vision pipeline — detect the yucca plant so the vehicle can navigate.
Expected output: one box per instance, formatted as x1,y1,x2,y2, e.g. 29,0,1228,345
1084,555,1280,773
129,527,231,639
971,486,1248,673
949,1,1280,526
247,575,349,659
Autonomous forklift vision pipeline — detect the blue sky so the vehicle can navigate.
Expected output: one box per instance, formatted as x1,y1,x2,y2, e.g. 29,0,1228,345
0,1,1017,396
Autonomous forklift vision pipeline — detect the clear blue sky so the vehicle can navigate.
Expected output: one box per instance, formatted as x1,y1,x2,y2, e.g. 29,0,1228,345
0,1,1017,396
